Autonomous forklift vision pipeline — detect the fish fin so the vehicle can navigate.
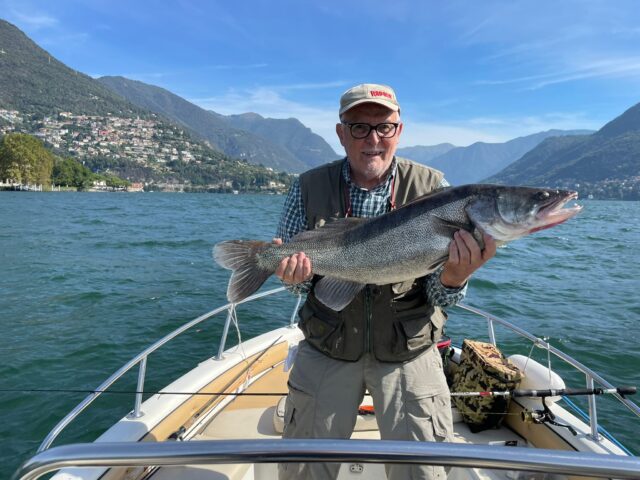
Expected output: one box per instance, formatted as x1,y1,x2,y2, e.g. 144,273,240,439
399,186,451,207
432,215,471,234
425,255,448,274
314,277,366,312
291,217,367,242
213,240,272,303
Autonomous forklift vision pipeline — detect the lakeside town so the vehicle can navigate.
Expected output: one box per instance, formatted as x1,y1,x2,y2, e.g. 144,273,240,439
1,108,638,198
1,108,199,164
0,108,289,193
0,109,201,164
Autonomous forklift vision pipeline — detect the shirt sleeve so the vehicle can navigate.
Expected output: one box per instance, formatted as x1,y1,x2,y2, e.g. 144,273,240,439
424,265,467,307
276,179,308,243
276,180,312,294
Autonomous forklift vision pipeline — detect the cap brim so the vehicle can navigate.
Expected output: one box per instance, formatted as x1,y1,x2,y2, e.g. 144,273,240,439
339,98,400,115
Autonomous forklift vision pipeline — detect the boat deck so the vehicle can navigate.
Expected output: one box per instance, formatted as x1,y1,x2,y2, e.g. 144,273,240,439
149,361,540,480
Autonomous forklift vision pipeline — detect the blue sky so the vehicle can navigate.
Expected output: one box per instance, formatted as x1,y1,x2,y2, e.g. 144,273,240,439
2,0,640,153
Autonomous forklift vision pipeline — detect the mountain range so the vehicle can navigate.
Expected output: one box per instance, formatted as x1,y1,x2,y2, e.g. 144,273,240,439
0,20,141,118
0,19,335,176
398,130,593,185
1,18,639,198
97,76,338,173
486,102,640,190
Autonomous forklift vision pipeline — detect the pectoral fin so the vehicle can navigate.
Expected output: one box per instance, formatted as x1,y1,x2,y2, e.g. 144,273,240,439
432,215,471,234
314,277,366,312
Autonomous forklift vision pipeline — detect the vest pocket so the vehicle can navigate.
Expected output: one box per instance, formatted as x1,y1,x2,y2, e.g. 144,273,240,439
298,297,349,359
395,314,434,352
387,307,447,360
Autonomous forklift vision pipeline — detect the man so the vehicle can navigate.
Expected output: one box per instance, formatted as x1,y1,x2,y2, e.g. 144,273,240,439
274,83,496,480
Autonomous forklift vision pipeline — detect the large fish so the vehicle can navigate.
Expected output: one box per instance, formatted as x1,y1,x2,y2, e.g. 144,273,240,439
214,184,581,311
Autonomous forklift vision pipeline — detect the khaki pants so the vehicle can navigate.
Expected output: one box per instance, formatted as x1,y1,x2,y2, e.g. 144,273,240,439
278,341,453,480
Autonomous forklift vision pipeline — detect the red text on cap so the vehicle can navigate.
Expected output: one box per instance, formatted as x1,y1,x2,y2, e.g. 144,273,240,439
370,90,392,99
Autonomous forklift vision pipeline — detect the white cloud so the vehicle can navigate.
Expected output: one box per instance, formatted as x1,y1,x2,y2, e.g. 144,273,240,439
10,11,58,29
475,56,640,90
400,120,505,148
400,110,601,148
189,88,603,151
189,87,343,153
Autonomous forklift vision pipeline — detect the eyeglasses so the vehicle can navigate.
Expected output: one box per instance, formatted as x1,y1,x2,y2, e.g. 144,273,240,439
341,122,399,139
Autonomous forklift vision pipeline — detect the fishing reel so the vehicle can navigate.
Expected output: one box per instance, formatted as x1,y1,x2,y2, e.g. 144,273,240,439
521,397,577,436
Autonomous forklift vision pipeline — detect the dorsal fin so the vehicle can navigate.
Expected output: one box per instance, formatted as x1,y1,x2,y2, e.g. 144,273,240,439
291,217,368,242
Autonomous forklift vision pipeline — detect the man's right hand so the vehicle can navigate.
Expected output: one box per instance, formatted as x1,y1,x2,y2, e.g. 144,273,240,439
273,238,313,284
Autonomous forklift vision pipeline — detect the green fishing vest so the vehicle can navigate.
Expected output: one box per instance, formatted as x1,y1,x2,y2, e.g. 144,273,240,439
297,157,448,362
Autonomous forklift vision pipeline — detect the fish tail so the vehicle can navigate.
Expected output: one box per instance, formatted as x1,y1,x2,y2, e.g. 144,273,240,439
213,240,272,303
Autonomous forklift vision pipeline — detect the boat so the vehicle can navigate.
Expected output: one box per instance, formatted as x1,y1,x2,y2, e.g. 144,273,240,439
13,287,640,480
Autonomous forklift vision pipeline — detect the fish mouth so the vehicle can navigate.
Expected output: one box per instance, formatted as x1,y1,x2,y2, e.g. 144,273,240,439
531,190,582,233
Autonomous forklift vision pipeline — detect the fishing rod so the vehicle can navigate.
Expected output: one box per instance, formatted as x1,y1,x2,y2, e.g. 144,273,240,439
449,386,637,399
0,386,635,398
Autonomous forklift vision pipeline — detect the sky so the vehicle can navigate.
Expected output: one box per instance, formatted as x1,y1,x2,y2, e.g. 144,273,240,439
2,0,640,154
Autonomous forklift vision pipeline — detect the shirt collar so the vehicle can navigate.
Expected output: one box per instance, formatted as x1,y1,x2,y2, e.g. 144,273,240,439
342,157,397,192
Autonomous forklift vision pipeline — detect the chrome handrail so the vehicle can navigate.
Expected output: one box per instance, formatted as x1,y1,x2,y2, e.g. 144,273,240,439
37,287,292,453
14,439,640,480
37,293,639,457
455,303,640,437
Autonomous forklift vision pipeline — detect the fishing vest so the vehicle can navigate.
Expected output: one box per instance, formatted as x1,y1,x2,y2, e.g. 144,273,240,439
297,157,448,362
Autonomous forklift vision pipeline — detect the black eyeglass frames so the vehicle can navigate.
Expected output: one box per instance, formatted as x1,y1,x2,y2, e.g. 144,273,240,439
341,122,400,139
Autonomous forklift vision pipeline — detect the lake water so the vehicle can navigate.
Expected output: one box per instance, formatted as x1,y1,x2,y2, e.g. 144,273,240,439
1,192,639,478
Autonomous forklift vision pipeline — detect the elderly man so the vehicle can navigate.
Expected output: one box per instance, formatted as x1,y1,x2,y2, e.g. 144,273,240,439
275,83,496,480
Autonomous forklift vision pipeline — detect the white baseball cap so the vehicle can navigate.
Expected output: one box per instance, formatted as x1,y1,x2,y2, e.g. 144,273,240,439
339,83,400,115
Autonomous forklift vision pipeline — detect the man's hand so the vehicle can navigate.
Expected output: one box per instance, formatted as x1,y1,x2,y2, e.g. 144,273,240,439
273,238,313,285
440,230,496,288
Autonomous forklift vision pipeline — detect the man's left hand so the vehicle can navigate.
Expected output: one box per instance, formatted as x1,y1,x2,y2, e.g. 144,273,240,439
440,230,496,288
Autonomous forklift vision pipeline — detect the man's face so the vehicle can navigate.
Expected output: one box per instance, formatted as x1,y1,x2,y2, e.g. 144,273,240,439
336,103,403,187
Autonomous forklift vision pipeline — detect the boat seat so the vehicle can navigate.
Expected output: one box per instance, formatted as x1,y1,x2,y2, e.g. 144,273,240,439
196,406,281,439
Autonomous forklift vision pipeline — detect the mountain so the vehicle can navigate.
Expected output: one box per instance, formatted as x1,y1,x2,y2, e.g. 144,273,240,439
223,112,338,169
396,143,456,165
98,76,337,172
0,20,142,117
400,130,592,185
0,20,291,191
486,103,640,197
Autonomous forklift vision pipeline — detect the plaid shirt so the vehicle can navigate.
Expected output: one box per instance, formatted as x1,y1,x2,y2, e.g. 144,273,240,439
276,157,466,306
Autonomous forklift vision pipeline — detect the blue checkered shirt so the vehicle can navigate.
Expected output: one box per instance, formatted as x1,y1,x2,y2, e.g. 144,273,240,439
276,157,466,307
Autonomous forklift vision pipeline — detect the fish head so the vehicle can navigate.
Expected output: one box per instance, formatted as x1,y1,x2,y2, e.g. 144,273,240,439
466,185,582,242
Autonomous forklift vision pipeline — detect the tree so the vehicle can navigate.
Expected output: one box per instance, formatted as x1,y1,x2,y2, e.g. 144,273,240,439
52,157,93,189
0,133,54,186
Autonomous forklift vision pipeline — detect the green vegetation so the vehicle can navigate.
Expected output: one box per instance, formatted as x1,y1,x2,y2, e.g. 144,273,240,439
0,133,54,186
0,132,129,190
0,21,296,190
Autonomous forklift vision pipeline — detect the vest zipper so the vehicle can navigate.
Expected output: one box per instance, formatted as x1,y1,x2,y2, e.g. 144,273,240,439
364,286,372,353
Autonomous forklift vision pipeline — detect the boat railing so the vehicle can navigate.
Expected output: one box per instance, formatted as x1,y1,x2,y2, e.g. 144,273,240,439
37,287,301,453
37,288,639,456
15,439,640,480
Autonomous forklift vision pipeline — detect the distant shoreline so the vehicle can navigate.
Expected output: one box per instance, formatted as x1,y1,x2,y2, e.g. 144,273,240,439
0,188,283,195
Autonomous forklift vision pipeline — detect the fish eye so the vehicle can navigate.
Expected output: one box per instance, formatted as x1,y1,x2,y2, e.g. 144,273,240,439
535,191,550,201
